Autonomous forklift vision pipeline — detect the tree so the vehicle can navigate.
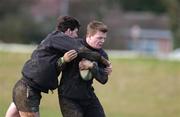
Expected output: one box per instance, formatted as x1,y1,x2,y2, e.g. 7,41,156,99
161,0,180,49
0,0,43,44
105,0,166,13
69,0,107,37
0,0,34,19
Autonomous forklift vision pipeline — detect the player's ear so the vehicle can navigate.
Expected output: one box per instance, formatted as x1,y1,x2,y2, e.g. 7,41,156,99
67,28,71,33
64,28,71,35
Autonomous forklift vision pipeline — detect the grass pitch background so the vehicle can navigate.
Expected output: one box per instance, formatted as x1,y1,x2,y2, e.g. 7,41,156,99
0,51,180,117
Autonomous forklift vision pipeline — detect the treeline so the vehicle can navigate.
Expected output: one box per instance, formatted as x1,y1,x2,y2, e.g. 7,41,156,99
0,0,179,48
0,0,45,43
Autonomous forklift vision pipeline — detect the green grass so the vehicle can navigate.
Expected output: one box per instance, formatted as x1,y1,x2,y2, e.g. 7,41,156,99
1,51,180,117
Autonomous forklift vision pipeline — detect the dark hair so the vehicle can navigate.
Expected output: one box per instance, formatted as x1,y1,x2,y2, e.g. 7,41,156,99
56,16,80,32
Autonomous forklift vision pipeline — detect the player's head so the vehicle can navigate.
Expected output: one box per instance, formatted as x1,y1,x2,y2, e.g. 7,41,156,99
86,21,108,49
56,16,81,38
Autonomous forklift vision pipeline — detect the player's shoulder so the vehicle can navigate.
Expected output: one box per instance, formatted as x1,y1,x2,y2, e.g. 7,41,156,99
38,31,61,46
76,38,84,42
99,49,109,60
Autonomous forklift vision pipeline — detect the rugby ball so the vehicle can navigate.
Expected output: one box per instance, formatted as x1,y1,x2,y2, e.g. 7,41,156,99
80,69,92,81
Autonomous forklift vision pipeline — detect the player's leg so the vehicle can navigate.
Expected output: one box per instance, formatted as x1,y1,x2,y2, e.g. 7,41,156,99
58,95,83,117
5,102,20,117
84,97,105,117
18,111,39,117
13,79,41,117
78,47,109,67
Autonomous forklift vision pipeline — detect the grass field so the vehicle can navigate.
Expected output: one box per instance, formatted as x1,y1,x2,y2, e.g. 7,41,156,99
1,51,180,117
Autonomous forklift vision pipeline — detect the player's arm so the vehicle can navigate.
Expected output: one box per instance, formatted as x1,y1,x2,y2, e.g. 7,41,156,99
90,53,112,84
50,36,109,67
57,50,77,71
90,62,111,84
51,35,81,53
79,59,112,84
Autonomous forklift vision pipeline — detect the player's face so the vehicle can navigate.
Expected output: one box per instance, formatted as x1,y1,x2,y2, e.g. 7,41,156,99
65,28,79,38
69,28,79,38
88,31,107,49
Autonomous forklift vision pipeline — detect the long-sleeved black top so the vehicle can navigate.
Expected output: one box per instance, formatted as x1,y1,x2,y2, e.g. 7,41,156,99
21,31,106,93
58,40,109,99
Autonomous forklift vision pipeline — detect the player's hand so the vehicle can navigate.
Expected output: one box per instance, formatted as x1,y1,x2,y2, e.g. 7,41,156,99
79,59,93,70
104,62,112,75
63,50,77,62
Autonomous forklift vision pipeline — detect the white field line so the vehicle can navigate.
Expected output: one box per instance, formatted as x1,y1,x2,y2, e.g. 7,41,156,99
1,43,179,61
0,43,36,53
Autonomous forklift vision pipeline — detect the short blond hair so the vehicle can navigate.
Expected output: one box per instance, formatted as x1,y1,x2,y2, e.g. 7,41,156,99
86,21,108,36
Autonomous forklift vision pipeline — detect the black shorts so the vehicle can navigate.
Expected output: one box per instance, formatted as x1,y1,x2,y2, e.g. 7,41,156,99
59,96,105,117
13,79,42,112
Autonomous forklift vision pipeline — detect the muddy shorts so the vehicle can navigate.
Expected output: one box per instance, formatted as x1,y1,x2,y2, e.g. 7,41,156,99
13,79,42,112
59,96,105,117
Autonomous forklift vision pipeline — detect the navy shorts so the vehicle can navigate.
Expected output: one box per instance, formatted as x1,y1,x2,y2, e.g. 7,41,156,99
13,79,42,112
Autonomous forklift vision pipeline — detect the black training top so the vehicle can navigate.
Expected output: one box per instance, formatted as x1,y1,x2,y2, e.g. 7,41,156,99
22,31,84,93
58,40,109,99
